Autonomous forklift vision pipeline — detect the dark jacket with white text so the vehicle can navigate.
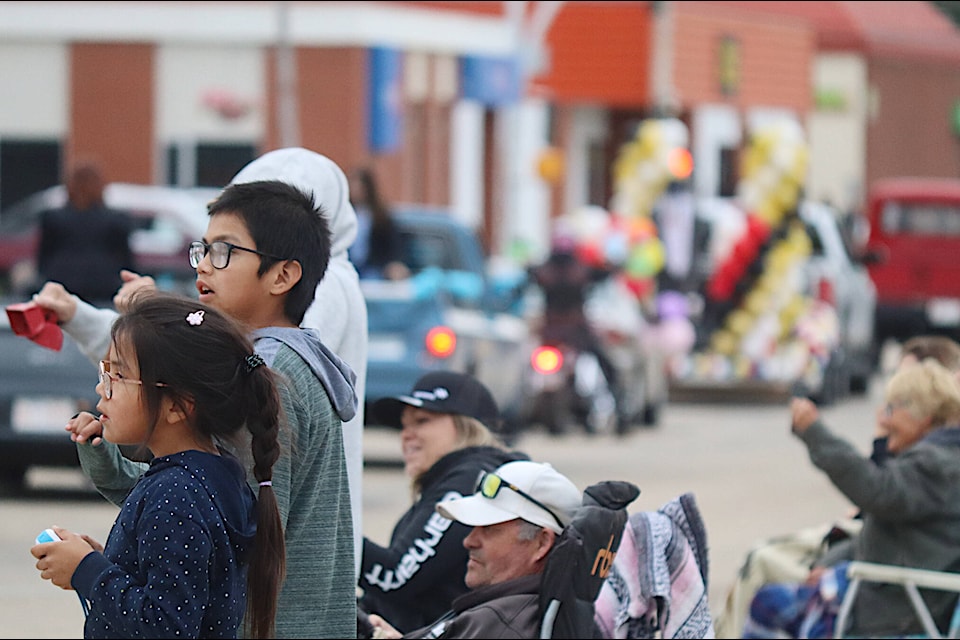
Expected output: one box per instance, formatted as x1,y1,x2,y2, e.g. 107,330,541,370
359,445,526,632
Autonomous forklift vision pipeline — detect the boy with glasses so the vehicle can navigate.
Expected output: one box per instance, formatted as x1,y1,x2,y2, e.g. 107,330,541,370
54,180,359,638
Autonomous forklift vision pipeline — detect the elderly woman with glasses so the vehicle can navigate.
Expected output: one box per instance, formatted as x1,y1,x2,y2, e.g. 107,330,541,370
358,371,528,635
744,358,960,639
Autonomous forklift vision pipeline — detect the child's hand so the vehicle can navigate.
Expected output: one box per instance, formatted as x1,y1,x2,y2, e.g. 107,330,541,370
79,533,104,553
113,270,156,313
31,526,96,590
32,282,78,324
790,397,819,434
66,412,103,446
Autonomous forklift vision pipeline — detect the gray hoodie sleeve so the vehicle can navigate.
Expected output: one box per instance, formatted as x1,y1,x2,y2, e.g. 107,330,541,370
76,441,146,507
61,297,117,364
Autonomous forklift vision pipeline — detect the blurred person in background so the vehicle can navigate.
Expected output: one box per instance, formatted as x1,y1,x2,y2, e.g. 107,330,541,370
358,371,528,634
348,167,409,281
717,334,960,638
37,158,134,304
744,358,960,638
717,335,960,638
528,230,628,430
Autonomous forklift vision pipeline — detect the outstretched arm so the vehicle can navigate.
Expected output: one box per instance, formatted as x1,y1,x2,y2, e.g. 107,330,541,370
33,282,115,364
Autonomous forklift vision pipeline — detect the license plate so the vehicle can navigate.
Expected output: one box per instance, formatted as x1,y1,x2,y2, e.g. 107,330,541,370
367,336,406,361
11,397,79,434
927,298,960,327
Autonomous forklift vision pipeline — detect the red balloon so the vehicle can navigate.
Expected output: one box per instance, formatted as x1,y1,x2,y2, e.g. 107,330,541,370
746,215,772,244
707,268,735,301
576,242,605,268
621,274,654,300
734,239,758,264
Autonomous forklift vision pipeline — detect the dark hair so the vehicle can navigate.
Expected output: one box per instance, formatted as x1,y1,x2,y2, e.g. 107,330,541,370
110,292,285,639
207,179,331,324
66,158,106,209
354,167,393,226
901,335,960,372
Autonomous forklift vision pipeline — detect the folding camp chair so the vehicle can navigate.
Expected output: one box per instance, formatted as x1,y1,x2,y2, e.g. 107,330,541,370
835,561,960,639
538,479,641,639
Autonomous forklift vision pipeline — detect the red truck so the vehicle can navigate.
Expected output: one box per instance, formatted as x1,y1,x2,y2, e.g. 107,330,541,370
864,177,960,350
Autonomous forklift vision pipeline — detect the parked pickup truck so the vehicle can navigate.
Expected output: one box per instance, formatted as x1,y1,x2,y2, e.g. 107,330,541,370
361,208,531,430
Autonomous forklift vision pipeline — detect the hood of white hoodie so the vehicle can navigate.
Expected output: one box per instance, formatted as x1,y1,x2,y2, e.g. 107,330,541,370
229,147,358,259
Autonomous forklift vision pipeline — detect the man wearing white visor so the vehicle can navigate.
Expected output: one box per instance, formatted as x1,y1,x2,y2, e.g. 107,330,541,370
366,460,582,639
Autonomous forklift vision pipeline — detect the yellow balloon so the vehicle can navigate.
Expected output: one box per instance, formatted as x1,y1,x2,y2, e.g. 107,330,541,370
757,197,783,227
637,121,664,158
643,238,666,273
733,355,753,379
727,309,755,336
741,148,764,180
745,289,771,316
613,143,644,184
711,329,738,356
764,246,790,275
774,181,799,212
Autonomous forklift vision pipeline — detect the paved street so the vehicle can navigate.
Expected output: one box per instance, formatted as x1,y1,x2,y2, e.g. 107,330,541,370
1,380,883,639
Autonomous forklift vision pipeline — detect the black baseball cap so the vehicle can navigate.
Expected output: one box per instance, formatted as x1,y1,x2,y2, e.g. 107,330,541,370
370,371,501,430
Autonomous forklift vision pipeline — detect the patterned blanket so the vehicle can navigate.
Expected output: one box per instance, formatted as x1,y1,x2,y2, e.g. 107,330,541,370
594,492,714,639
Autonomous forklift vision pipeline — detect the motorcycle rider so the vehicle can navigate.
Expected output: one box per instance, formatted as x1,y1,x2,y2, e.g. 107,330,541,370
528,230,628,432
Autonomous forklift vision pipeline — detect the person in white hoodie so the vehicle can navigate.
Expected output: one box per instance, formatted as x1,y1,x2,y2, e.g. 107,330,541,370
32,147,368,580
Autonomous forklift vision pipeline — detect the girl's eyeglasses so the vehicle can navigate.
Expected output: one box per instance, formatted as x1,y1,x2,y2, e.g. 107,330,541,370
188,240,286,270
98,360,167,400
476,471,564,530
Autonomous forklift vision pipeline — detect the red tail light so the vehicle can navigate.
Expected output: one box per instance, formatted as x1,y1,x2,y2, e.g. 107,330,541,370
425,326,456,358
531,346,564,375
817,278,836,306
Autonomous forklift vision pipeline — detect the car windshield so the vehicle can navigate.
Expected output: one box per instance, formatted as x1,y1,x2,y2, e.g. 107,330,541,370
880,201,960,236
401,228,458,272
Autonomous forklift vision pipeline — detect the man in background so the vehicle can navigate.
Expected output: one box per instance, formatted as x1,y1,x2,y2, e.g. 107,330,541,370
37,159,134,304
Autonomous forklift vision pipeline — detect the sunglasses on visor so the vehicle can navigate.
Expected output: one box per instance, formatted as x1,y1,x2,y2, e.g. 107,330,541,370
476,471,564,530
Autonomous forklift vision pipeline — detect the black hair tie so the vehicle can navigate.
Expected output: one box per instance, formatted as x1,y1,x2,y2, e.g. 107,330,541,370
245,354,265,373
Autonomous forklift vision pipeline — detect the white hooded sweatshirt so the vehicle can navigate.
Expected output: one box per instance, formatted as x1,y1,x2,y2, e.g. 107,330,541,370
230,148,367,579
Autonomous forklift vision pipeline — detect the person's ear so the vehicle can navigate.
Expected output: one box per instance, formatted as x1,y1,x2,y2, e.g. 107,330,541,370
163,395,194,426
532,527,557,563
268,259,303,296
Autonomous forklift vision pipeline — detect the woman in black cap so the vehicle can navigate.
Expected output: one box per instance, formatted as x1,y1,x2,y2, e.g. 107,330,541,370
358,371,528,634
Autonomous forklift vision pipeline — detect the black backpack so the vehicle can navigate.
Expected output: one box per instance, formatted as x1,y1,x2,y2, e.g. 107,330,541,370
538,480,641,639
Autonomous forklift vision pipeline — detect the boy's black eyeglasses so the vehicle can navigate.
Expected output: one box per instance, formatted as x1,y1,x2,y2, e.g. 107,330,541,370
476,471,564,530
189,241,286,270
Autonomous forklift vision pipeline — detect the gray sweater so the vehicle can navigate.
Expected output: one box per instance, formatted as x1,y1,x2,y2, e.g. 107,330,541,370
798,421,960,636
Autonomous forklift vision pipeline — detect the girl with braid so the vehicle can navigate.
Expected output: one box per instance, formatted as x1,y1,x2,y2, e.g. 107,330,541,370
30,293,285,639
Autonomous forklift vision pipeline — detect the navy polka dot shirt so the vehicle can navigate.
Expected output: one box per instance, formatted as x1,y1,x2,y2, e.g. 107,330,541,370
70,450,257,638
